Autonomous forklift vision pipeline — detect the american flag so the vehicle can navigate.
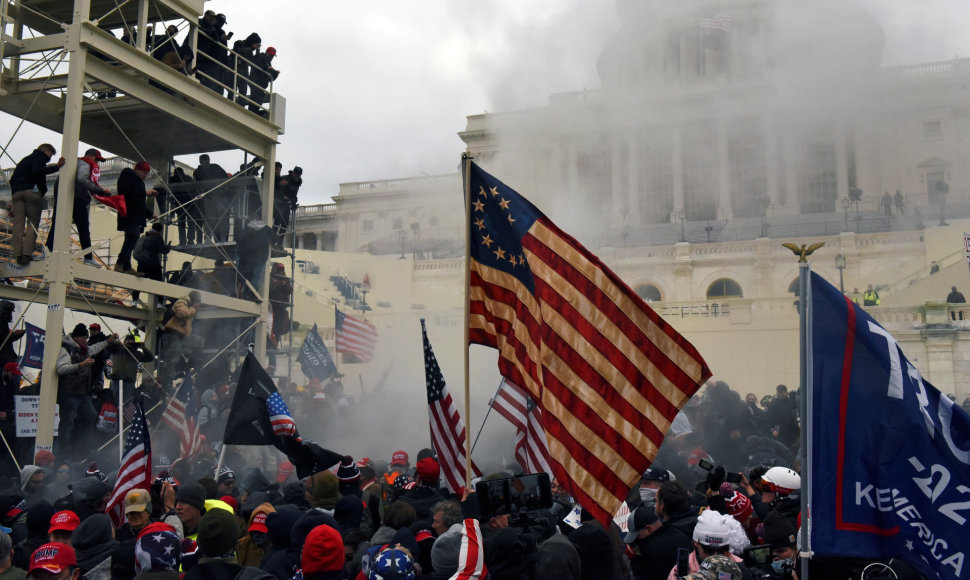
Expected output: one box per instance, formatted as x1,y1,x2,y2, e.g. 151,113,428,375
700,13,732,32
421,320,480,493
465,161,711,524
266,391,297,437
490,379,552,475
105,400,151,528
453,519,487,580
161,375,202,458
335,308,377,362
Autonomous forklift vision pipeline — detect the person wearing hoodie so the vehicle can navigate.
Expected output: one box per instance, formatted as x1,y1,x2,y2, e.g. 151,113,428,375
71,514,118,579
132,223,171,301
398,458,446,521
237,502,275,567
55,324,115,461
261,510,300,568
183,508,273,580
107,333,154,409
304,472,339,514
9,144,64,265
19,466,48,507
297,524,343,580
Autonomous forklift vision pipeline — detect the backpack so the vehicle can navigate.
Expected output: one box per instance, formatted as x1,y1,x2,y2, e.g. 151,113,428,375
132,234,150,263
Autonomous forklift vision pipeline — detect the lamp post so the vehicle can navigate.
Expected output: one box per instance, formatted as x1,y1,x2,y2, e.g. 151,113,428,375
842,197,850,231
835,253,846,293
675,209,686,242
398,230,406,259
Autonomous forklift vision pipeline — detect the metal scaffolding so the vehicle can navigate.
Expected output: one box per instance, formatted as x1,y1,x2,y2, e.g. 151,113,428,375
0,0,286,453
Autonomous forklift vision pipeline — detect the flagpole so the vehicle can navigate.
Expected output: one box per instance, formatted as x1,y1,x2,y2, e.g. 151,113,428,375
470,379,503,455
787,241,822,580
214,444,227,479
461,153,474,490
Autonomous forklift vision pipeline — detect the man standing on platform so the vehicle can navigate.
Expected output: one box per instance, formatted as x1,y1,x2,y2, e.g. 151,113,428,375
9,144,64,264
46,148,111,267
194,154,231,242
56,323,115,461
115,161,157,276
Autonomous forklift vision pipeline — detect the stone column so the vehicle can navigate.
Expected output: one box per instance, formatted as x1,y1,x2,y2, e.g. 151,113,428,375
627,132,640,225
836,120,849,204
316,233,324,251
717,118,732,220
765,120,780,207
671,127,684,223
611,133,627,227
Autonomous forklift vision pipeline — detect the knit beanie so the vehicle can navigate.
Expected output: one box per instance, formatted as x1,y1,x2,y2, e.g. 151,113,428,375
763,510,797,550
301,524,344,574
309,471,339,510
70,323,88,338
415,458,440,484
70,477,111,503
266,510,301,549
720,483,753,523
175,483,206,512
430,524,463,577
337,456,360,483
369,546,417,580
134,523,180,572
197,508,239,557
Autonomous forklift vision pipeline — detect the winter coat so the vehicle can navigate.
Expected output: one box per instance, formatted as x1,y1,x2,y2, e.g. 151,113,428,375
117,167,150,231
10,148,58,194
237,502,276,567
56,335,111,396
184,559,274,580
0,566,27,579
236,220,274,268
164,295,197,337
134,229,170,267
109,340,154,381
629,522,693,580
398,485,446,521
262,511,338,580
73,157,109,205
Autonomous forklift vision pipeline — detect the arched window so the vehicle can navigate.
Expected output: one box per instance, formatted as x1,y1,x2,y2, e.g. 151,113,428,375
707,278,743,298
635,284,662,302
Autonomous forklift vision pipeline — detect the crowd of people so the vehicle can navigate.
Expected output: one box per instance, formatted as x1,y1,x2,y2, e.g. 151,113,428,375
0,377,933,580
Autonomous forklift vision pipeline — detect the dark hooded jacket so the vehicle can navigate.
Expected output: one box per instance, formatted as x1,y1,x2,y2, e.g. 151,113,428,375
72,514,118,577
261,511,339,580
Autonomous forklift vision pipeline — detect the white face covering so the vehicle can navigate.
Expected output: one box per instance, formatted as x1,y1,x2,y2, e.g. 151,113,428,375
639,487,657,503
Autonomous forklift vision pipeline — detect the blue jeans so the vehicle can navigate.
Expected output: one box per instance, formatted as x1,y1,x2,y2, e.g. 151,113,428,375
56,393,96,461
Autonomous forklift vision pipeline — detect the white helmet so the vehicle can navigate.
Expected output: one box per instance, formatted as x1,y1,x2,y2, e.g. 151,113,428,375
761,467,801,495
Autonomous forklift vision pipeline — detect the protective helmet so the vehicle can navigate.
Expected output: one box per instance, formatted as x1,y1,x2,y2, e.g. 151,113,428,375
641,466,670,482
761,467,801,495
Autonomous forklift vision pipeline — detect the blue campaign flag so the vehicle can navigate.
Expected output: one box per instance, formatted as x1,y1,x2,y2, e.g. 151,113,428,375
297,324,336,381
19,322,45,369
810,271,970,580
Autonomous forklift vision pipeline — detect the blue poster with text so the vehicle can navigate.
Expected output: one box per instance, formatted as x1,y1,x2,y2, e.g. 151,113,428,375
810,272,970,579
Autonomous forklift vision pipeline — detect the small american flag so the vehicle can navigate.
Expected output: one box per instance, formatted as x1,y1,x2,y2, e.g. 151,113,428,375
422,320,480,493
105,400,151,527
335,309,377,362
491,378,552,475
266,391,297,437
161,375,202,458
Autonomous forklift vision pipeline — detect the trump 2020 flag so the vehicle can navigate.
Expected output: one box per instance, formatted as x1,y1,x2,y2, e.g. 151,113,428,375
19,322,45,369
297,324,337,381
810,271,970,580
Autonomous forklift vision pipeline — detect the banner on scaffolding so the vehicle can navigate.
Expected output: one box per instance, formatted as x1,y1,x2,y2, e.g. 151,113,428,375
19,322,45,369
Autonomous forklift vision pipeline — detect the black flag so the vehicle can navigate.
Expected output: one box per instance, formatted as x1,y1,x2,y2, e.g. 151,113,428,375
223,353,342,477
297,324,337,381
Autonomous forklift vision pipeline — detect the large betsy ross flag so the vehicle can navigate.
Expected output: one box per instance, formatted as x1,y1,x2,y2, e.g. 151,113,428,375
809,271,970,580
105,400,151,527
161,375,202,458
491,379,552,476
421,320,480,493
335,308,377,362
465,160,711,524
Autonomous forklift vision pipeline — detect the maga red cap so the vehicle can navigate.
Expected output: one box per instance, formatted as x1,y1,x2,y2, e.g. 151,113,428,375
390,450,409,466
29,542,76,575
49,511,80,533
134,161,151,173
3,362,21,376
249,512,269,534
266,47,277,56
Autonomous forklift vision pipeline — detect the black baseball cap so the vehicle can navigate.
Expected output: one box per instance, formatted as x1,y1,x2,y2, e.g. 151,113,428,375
623,506,659,543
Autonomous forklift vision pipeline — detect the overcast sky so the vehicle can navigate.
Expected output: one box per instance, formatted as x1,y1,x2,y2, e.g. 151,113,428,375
2,1,970,205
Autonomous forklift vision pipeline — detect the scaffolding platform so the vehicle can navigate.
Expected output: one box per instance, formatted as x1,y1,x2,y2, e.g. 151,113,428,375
0,0,292,453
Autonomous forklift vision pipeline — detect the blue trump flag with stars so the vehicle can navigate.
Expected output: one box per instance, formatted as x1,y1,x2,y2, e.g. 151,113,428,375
810,271,970,579
297,324,337,381
19,322,45,369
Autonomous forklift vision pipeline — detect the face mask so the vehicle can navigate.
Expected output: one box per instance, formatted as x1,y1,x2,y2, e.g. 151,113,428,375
639,487,657,503
770,557,794,574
